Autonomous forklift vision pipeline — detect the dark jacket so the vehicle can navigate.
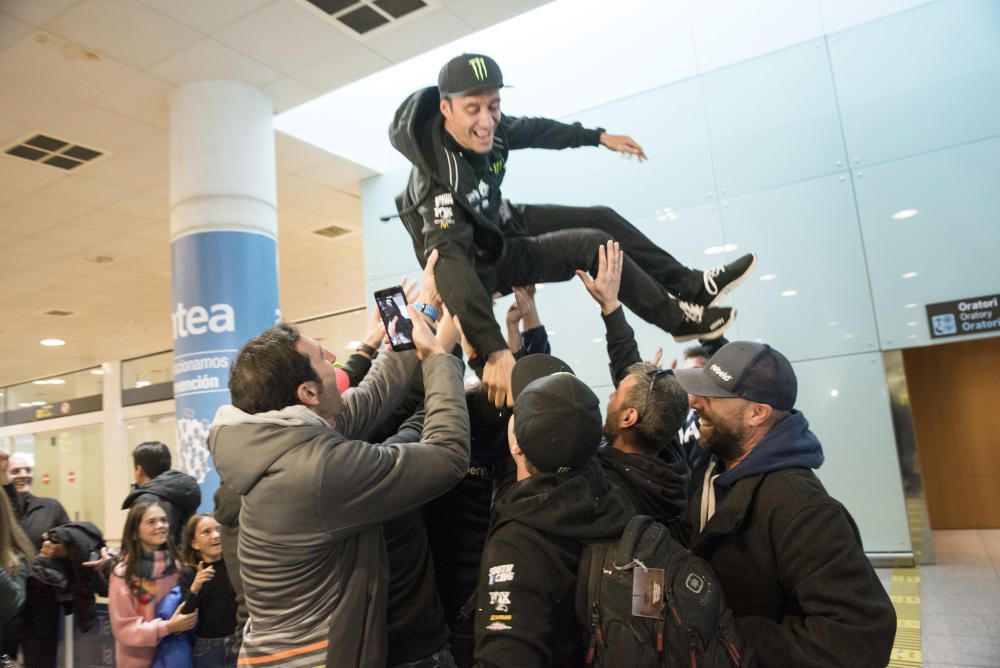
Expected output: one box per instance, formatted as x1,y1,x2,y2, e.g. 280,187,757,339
682,412,896,668
596,444,689,526
179,559,237,639
122,470,201,544
389,86,603,358
474,461,633,668
16,492,69,550
28,521,107,632
213,483,246,650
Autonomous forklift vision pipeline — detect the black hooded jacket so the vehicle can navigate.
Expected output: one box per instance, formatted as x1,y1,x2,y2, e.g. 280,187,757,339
121,469,201,543
389,86,603,358
473,460,633,668
596,444,689,527
681,412,896,668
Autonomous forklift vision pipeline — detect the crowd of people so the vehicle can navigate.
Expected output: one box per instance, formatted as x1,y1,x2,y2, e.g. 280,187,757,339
0,52,899,668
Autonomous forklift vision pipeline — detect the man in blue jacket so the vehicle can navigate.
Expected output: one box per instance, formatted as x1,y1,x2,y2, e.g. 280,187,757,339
675,342,896,667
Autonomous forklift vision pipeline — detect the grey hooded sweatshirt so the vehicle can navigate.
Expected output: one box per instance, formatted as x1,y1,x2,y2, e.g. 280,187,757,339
210,350,470,668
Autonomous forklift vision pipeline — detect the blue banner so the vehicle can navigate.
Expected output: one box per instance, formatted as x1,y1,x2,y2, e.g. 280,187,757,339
171,230,279,511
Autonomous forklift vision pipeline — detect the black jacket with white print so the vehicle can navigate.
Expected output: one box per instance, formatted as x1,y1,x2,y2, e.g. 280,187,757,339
389,86,603,359
473,460,633,668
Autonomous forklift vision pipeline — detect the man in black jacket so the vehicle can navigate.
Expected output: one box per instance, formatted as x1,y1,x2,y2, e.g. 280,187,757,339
390,53,756,408
473,355,633,667
675,341,896,667
122,441,201,544
577,241,693,525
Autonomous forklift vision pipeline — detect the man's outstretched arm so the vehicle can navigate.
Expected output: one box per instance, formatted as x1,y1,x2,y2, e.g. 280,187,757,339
503,115,647,160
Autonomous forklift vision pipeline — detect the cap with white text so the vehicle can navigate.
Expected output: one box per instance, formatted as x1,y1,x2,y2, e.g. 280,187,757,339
673,341,797,411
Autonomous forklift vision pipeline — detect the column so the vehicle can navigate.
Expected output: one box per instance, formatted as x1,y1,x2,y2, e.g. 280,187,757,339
168,81,280,511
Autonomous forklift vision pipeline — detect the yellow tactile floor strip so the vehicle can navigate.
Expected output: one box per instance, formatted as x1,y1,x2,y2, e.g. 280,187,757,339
887,568,922,667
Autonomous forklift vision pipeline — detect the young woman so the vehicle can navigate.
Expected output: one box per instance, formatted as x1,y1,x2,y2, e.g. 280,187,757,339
108,501,197,668
0,489,33,663
180,514,238,668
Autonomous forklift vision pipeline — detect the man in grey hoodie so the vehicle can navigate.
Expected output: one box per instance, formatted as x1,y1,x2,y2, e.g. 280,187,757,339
210,274,470,668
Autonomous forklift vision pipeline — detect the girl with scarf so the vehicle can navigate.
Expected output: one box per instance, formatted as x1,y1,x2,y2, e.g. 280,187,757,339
109,501,197,668
0,489,33,666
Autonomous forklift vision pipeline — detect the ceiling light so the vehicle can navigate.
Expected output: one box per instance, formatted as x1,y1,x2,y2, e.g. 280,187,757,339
891,209,919,220
591,337,604,343
904,303,918,309
40,339,65,346
345,340,361,350
135,380,151,388
90,368,105,375
723,243,739,252
828,321,838,326
781,290,798,297
759,274,776,281
830,389,839,397
845,333,854,339
704,245,725,255
901,271,919,279
908,334,918,339
33,380,49,385
906,321,918,327
18,402,32,408
31,401,45,406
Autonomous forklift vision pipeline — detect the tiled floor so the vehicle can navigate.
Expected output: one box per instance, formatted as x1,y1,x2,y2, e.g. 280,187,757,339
916,529,1000,668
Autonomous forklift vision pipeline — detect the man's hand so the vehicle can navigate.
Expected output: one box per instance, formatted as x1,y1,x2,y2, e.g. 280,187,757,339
409,305,445,361
648,347,663,369
483,348,515,408
414,248,442,310
436,308,461,354
511,285,540,329
362,307,386,353
83,546,115,570
599,133,647,161
576,240,623,315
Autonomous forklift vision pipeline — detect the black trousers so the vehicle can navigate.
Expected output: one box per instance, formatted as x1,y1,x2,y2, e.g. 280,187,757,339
496,204,702,333
3,584,60,668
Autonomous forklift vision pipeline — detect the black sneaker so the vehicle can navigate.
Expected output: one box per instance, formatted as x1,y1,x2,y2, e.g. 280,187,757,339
700,252,757,307
673,302,735,342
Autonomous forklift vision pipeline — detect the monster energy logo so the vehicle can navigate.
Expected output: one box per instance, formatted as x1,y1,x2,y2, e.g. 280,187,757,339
492,160,503,174
469,57,488,81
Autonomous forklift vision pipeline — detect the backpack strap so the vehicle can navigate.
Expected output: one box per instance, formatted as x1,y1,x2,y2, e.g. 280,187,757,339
612,515,654,568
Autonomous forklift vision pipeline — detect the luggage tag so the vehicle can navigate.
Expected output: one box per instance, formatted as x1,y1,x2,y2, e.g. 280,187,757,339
631,567,665,618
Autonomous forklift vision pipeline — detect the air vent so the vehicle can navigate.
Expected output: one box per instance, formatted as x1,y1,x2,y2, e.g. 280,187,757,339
301,0,427,35
43,309,75,317
4,134,104,171
313,224,353,238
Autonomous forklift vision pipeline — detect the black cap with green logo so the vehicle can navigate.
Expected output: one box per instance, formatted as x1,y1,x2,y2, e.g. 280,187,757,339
438,53,505,98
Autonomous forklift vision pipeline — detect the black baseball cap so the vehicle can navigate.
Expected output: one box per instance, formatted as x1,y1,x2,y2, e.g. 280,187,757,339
673,341,797,411
438,53,505,98
511,354,602,474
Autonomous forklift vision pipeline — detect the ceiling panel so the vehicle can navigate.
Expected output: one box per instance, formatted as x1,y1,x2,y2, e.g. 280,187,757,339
262,77,322,113
214,0,356,74
289,40,390,92
44,175,137,207
134,0,272,35
439,0,551,29
4,193,96,224
0,0,81,27
82,153,169,192
0,30,138,100
0,73,85,127
0,12,34,51
149,38,280,87
44,0,203,70
293,156,376,196
91,71,172,128
363,6,470,62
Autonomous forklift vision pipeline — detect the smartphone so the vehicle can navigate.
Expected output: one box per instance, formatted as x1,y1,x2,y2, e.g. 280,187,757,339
374,286,416,352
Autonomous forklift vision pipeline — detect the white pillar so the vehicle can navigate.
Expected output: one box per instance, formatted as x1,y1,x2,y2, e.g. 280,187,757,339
167,81,281,510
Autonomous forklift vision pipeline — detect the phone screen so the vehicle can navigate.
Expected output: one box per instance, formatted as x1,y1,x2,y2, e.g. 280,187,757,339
374,286,416,352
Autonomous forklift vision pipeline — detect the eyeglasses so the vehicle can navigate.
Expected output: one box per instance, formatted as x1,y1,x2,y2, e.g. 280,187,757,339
637,368,673,423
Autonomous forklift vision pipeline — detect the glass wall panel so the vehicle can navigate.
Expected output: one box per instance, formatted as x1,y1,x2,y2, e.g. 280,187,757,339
829,0,1000,165
701,40,847,197
124,414,179,487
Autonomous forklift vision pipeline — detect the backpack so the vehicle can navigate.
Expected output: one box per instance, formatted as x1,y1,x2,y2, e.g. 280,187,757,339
576,515,754,668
